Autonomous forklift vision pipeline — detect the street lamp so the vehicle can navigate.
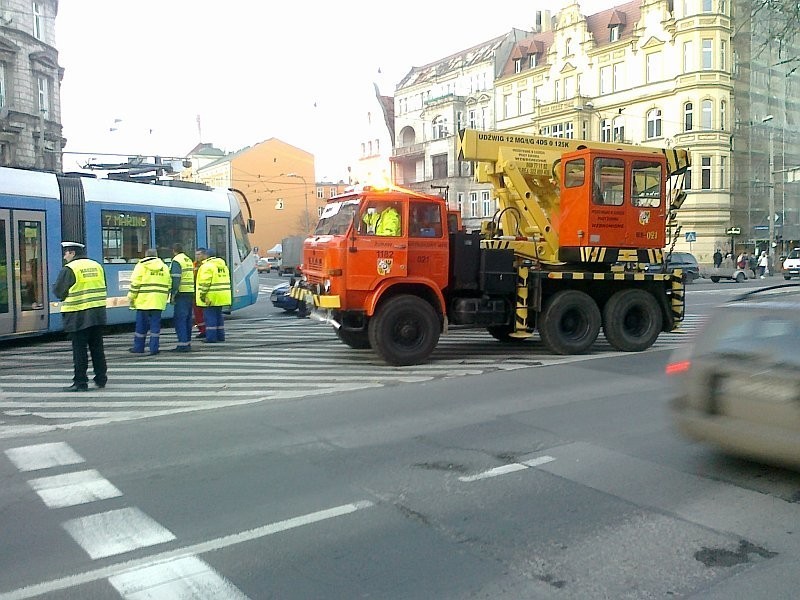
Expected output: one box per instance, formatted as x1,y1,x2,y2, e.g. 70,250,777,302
762,115,775,273
283,172,310,233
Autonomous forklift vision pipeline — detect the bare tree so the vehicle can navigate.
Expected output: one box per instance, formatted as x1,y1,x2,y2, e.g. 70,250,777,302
741,0,800,75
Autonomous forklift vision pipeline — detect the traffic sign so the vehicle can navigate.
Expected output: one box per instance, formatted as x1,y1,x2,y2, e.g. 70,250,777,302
684,231,696,242
753,225,769,231
726,227,741,235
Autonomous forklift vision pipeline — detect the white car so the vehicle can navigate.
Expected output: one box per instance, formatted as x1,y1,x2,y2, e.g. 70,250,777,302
782,248,800,280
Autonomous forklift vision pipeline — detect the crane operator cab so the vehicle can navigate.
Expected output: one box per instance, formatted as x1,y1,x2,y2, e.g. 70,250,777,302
558,148,667,262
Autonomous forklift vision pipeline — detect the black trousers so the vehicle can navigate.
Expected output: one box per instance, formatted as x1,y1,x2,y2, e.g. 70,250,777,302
71,325,107,386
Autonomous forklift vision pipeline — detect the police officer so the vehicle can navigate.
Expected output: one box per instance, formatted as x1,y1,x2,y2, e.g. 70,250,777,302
195,247,231,343
169,243,195,352
127,248,171,355
54,241,108,392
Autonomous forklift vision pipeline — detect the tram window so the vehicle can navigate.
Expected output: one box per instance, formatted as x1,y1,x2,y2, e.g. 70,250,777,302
232,214,252,260
0,223,7,315
101,210,150,263
155,214,196,260
592,158,625,206
18,221,44,311
631,161,662,207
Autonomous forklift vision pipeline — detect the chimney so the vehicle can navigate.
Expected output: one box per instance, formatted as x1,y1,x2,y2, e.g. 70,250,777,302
534,10,552,33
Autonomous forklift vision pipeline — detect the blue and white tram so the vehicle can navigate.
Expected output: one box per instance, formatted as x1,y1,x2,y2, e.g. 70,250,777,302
0,166,259,339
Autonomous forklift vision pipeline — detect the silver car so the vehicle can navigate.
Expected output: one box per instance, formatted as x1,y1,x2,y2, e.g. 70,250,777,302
670,284,800,470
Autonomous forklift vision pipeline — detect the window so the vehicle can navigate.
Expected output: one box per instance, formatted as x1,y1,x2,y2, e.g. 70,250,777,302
684,102,693,131
102,211,150,263
631,161,663,207
329,186,336,197
613,63,624,91
468,109,477,129
600,119,612,142
540,125,550,136
32,2,42,40
360,201,402,237
231,214,252,261
503,93,514,118
593,157,625,205
316,187,324,199
702,0,712,11
564,76,575,100
613,117,625,142
565,122,574,139
518,88,531,115
564,159,585,188
534,85,543,106
720,40,726,72
457,192,464,216
469,192,478,218
553,80,560,102
609,25,620,42
432,116,448,139
456,111,465,130
701,99,712,129
646,109,662,138
565,38,573,56
37,76,49,119
0,63,5,109
720,155,727,189
480,107,487,129
154,215,196,260
481,191,492,217
600,66,611,95
683,41,693,72
432,153,448,179
529,54,538,68
410,202,443,238
684,168,692,190
646,53,661,83
719,0,726,14
701,156,712,189
720,100,726,130
702,39,712,69
514,58,522,73
552,122,564,138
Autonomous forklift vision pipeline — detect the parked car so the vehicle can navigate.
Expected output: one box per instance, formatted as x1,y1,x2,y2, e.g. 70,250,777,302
782,248,800,280
267,256,282,272
669,284,800,470
645,252,700,282
269,282,299,312
256,257,271,273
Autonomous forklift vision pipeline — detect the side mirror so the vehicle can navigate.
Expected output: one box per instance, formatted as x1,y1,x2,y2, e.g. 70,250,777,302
247,219,256,234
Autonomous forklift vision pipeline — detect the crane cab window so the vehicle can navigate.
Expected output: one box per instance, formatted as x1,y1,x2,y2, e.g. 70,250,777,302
360,201,402,237
631,161,663,207
410,202,443,238
564,159,585,188
592,158,624,206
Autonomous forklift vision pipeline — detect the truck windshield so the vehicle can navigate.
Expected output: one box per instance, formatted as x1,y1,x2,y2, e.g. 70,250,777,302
314,199,360,235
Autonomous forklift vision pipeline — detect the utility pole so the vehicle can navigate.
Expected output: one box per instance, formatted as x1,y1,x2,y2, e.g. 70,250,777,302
763,115,775,274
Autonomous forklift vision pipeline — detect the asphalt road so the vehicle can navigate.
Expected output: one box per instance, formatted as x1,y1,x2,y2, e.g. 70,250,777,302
0,275,798,599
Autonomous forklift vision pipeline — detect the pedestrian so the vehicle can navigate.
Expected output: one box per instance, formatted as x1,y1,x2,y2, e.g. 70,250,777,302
53,241,108,392
713,248,722,268
127,248,171,355
758,251,769,278
736,252,746,270
195,248,231,343
748,252,758,278
169,243,195,352
193,248,207,339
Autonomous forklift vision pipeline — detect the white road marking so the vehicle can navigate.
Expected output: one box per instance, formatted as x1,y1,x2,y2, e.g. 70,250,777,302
28,469,122,509
108,556,249,600
4,442,85,472
0,500,374,600
62,507,176,560
459,455,556,482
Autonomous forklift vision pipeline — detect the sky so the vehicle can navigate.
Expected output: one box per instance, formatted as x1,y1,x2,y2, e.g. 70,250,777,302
57,0,617,180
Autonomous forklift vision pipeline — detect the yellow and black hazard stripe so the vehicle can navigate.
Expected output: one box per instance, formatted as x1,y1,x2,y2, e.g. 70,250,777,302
662,147,691,176
481,239,516,250
547,272,672,281
560,247,663,265
670,270,685,326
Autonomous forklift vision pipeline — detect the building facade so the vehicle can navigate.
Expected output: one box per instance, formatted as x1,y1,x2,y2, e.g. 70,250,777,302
350,83,393,187
391,29,529,230
182,138,317,256
0,0,63,170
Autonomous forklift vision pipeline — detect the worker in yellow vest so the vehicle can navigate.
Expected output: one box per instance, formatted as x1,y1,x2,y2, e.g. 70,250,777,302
195,247,232,343
127,248,171,355
169,243,195,352
53,241,108,392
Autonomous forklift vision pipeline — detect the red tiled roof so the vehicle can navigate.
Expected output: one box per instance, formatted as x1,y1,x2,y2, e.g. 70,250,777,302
586,0,641,42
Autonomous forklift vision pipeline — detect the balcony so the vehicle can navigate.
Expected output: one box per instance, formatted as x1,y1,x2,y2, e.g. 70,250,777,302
391,142,425,161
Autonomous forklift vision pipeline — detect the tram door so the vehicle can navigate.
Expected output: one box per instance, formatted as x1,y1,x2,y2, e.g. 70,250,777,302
206,217,231,267
0,210,48,336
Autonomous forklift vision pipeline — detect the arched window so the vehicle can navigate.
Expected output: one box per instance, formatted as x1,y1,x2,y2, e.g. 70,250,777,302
684,102,694,132
701,99,713,129
432,116,448,140
565,38,573,56
646,109,662,139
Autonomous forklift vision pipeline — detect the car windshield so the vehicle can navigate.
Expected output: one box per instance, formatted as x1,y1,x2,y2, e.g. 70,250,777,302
788,249,800,260
314,199,360,235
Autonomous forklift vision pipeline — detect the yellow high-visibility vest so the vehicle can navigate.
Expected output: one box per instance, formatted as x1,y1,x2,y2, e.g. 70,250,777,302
173,253,195,293
128,257,171,310
196,257,232,306
62,259,106,313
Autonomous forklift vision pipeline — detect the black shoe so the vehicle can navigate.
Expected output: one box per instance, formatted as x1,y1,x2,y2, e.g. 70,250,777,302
149,350,160,356
63,384,88,392
196,332,206,339
95,382,106,389
168,347,190,352
128,348,144,354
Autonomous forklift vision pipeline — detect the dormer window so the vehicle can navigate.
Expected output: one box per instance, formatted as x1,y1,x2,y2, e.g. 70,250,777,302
610,25,620,42
514,58,523,73
608,10,626,42
530,53,538,68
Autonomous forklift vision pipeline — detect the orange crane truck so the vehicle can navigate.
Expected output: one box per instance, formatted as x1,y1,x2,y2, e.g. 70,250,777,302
291,129,691,365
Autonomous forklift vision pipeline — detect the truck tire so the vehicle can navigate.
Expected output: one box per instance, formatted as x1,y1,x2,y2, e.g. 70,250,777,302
487,325,527,343
602,289,661,352
369,295,440,366
710,276,721,283
336,328,371,349
538,290,601,355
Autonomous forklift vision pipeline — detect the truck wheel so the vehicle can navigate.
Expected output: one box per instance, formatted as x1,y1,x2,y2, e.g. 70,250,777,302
735,272,746,283
336,328,371,349
487,325,527,343
369,295,440,365
602,289,661,352
710,276,720,283
538,290,601,355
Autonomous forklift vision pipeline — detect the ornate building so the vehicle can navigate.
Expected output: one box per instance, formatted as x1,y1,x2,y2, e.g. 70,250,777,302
0,0,63,170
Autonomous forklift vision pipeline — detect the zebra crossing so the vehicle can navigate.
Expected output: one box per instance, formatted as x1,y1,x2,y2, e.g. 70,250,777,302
0,312,706,440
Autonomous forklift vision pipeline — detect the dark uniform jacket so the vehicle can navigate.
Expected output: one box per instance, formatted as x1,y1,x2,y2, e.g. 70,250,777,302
54,264,107,332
